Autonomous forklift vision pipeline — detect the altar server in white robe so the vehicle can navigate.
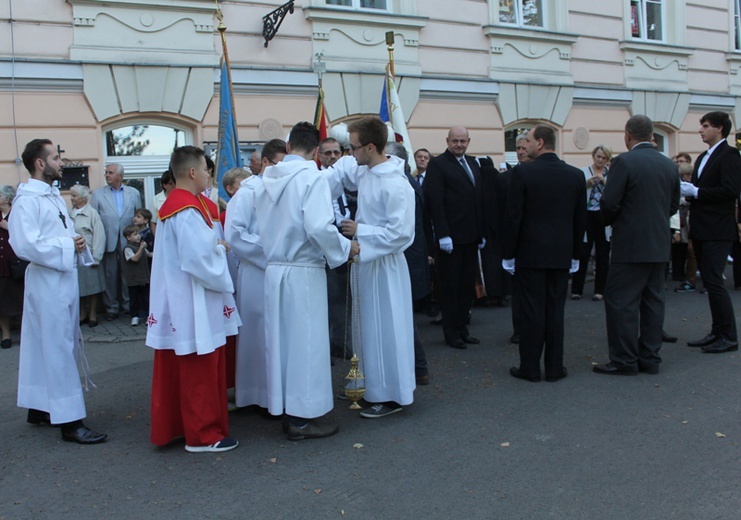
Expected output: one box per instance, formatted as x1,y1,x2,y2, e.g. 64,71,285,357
225,138,286,409
146,145,241,453
9,139,107,444
254,122,359,441
323,117,416,419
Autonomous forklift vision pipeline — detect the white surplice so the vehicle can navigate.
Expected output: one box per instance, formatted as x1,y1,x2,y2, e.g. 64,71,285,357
254,156,351,419
145,206,241,356
325,155,416,405
224,175,269,408
9,179,90,424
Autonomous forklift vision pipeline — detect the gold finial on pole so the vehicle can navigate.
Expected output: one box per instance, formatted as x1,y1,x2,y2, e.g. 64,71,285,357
385,31,395,78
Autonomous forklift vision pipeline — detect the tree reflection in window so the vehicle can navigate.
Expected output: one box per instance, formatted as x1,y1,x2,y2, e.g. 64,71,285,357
105,125,186,156
499,0,543,27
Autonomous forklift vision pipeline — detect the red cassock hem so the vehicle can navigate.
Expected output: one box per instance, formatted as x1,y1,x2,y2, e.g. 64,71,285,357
224,335,236,390
150,348,229,447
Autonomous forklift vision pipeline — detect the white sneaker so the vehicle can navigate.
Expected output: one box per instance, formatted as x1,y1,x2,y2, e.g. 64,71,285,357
131,317,139,326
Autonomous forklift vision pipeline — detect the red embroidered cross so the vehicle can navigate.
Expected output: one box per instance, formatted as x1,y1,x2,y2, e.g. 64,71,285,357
146,314,158,327
223,305,235,318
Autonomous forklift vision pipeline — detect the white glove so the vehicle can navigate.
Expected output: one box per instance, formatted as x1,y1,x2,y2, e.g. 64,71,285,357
569,259,579,274
439,236,453,254
502,258,515,275
680,181,698,198
478,238,487,250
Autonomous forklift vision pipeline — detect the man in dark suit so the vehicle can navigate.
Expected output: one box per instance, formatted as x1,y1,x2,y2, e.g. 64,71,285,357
503,125,586,382
90,163,142,320
681,111,741,353
593,115,680,375
424,126,485,349
497,131,532,344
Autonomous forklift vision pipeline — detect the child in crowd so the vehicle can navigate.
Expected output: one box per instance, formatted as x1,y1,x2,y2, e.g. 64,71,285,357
133,208,154,252
146,145,240,453
122,224,150,326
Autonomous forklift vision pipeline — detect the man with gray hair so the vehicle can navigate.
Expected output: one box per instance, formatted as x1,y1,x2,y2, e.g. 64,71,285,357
593,115,680,375
90,163,142,320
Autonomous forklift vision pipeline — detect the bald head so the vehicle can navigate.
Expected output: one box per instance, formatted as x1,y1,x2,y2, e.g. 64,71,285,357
446,126,470,157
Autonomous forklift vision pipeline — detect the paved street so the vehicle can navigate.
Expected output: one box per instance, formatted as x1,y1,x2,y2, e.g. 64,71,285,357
1,277,740,519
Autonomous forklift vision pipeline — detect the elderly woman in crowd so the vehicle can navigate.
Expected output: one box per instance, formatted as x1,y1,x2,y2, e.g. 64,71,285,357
69,184,106,327
0,185,24,349
571,145,612,301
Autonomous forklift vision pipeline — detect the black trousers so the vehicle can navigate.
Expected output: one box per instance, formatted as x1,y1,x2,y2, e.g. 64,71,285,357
671,242,689,282
694,240,737,341
517,268,568,377
510,271,522,336
571,211,610,296
604,262,665,369
326,263,351,357
128,283,149,319
437,242,478,343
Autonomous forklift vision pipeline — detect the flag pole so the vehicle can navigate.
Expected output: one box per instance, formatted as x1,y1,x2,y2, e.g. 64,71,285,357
216,2,237,116
385,31,395,78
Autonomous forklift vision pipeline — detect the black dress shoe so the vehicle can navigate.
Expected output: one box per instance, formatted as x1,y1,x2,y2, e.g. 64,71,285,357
592,362,639,376
446,338,467,350
460,335,480,344
27,409,52,425
701,338,739,354
509,334,520,344
661,331,678,343
1,338,10,349
545,367,568,382
509,367,541,382
61,425,108,444
638,363,660,374
687,334,718,347
105,313,118,322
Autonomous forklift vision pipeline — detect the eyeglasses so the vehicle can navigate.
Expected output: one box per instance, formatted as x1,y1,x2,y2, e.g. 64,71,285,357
266,157,277,165
349,143,367,152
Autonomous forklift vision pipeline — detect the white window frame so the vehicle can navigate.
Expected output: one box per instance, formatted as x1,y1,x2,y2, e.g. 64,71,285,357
498,0,546,29
734,0,741,50
324,0,390,11
630,0,665,42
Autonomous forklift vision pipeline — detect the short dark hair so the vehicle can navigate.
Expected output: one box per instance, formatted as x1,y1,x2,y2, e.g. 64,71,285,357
170,146,206,179
22,139,53,174
414,148,431,157
135,208,152,222
348,117,388,153
123,224,140,239
625,115,654,142
531,125,556,150
700,111,732,138
205,155,215,174
262,138,288,162
160,168,175,186
288,122,320,153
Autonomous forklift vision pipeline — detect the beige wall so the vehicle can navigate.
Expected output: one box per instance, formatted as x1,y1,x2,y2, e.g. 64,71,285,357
2,0,740,191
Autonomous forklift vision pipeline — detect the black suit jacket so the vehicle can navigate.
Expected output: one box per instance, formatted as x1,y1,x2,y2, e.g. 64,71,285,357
423,149,484,245
504,153,586,269
688,140,741,242
600,143,680,263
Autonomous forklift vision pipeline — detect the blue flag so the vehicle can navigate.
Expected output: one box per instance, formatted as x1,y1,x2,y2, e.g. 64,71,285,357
216,59,242,202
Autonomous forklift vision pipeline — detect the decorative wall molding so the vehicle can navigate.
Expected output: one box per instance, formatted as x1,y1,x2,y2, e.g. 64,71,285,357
497,83,574,126
631,91,690,129
620,41,694,91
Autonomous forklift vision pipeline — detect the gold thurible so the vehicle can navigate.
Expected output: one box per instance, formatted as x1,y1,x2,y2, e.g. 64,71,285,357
344,353,365,410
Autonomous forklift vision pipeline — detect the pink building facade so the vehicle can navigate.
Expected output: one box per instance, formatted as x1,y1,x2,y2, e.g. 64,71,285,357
1,0,740,207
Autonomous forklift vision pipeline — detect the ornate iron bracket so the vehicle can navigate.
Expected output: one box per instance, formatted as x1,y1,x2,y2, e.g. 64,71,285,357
263,1,295,48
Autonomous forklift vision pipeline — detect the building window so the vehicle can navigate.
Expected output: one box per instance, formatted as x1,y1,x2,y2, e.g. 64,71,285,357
504,126,532,165
652,130,667,156
325,0,388,10
735,0,741,50
630,0,663,41
498,0,543,28
104,123,190,211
